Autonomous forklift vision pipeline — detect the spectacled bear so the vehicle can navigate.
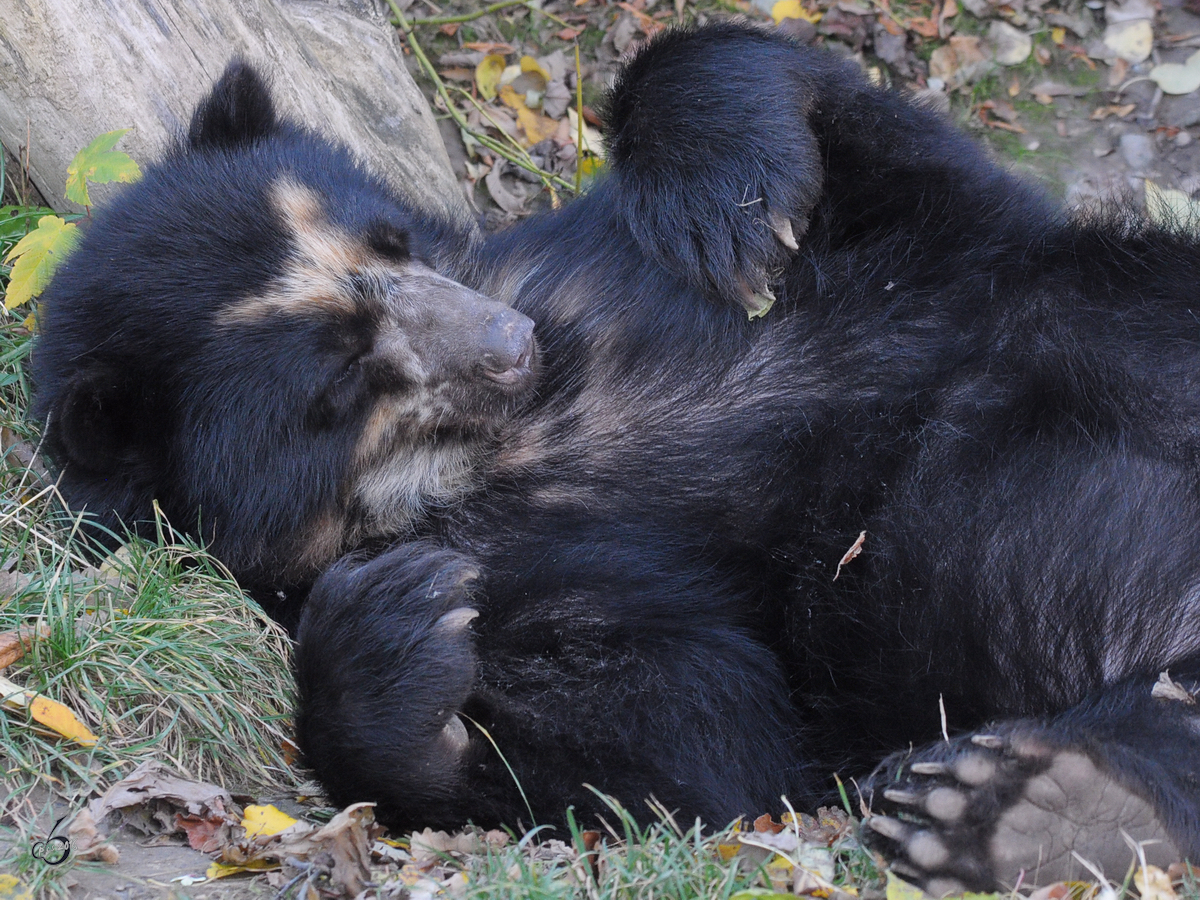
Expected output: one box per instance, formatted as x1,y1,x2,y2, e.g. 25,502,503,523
32,23,1200,893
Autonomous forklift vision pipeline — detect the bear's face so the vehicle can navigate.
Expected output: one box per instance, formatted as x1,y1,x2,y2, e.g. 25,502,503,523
32,63,537,588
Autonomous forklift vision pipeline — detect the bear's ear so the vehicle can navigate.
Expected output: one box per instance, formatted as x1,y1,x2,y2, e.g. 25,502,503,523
187,59,278,151
50,367,151,476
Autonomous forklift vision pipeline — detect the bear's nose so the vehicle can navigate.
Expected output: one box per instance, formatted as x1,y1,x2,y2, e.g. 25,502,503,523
480,309,536,385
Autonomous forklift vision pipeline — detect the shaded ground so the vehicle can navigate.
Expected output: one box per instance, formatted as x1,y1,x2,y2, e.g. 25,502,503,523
397,0,1200,220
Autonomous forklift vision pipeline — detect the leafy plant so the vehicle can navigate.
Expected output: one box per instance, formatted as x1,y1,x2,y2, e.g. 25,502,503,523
2,129,140,316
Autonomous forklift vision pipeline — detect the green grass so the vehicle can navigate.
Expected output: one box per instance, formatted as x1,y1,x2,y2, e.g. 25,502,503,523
0,162,298,900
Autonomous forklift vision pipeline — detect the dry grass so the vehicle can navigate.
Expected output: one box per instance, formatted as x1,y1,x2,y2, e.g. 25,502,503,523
0,314,298,824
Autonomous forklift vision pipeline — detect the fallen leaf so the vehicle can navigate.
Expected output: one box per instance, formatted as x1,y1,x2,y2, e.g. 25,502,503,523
1103,18,1154,63
519,55,551,83
517,107,560,145
485,165,529,215
1109,56,1130,85
618,1,667,35
439,67,475,82
907,16,941,37
929,35,992,86
938,0,958,38
1027,883,1072,900
1145,181,1200,233
498,83,527,110
1137,865,1179,900
0,625,49,669
67,809,119,864
754,813,786,833
990,20,1033,65
772,0,823,23
215,804,378,895
0,875,33,900
475,54,507,101
1151,669,1197,703
556,27,583,40
834,531,867,580
206,859,278,879
1150,50,1200,94
567,108,605,158
242,804,300,838
89,761,240,838
1091,103,1137,119
0,673,97,746
886,871,927,900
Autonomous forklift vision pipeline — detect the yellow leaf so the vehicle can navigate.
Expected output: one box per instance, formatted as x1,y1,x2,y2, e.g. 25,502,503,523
29,695,98,746
1051,26,1066,44
567,108,606,159
499,84,527,111
1146,180,1200,234
579,156,604,179
0,875,33,900
3,216,80,309
0,674,97,746
475,54,507,101
519,55,551,83
517,107,559,146
771,0,822,23
65,129,141,207
206,860,278,880
886,871,929,900
241,804,298,838
1136,865,1178,900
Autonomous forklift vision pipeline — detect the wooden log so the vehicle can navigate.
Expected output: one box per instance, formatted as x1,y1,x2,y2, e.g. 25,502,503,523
0,0,469,224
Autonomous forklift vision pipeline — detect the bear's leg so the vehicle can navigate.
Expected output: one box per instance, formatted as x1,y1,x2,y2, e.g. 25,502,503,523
605,24,1051,313
863,666,1200,893
293,543,482,828
294,544,810,831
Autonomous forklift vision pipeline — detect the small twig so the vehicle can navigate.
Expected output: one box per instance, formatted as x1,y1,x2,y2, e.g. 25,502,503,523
406,0,571,28
452,87,576,192
575,43,584,193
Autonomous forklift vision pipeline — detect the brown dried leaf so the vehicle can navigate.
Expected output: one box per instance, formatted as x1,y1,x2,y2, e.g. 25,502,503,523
89,761,240,839
69,809,120,864
753,812,786,833
834,531,866,581
907,15,940,37
219,803,379,897
1091,102,1136,119
0,625,48,668
517,107,560,145
485,166,529,215
1152,670,1196,703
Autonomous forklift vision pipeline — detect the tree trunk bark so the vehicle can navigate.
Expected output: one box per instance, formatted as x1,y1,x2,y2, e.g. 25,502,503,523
0,0,469,224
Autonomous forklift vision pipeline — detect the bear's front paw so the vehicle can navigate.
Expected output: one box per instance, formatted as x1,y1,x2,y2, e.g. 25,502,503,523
605,28,822,313
864,728,1178,894
294,542,482,823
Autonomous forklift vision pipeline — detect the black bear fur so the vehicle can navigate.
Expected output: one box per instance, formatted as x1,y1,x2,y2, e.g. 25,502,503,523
31,25,1200,891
